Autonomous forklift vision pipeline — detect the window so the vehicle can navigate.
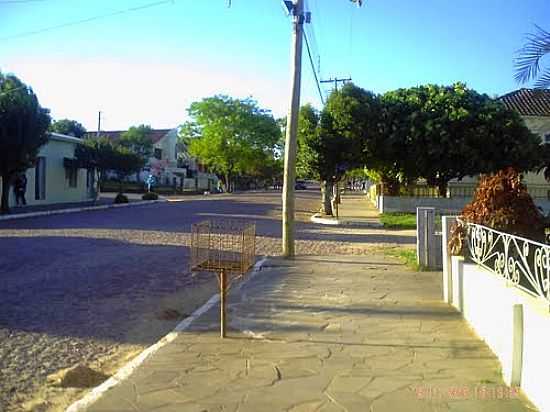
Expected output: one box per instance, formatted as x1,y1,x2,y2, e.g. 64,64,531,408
35,157,46,200
544,133,550,144
66,166,78,188
154,148,162,160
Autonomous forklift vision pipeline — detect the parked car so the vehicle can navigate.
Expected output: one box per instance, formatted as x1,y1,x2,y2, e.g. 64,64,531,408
295,180,307,190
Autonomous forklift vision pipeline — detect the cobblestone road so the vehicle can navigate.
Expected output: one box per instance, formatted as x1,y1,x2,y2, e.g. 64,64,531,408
0,190,414,411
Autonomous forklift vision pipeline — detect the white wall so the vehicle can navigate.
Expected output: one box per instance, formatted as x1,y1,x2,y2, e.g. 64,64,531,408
448,256,550,411
379,195,469,213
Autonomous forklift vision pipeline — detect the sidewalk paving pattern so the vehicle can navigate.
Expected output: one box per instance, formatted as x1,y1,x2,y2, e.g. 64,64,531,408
85,255,535,412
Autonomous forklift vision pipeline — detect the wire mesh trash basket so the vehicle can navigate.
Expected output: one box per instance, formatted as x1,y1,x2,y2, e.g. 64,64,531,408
190,219,256,338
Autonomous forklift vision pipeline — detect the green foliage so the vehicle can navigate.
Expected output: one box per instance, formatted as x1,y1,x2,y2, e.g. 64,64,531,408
49,119,86,138
142,192,159,200
296,104,320,179
383,247,424,271
380,213,417,230
514,25,550,89
119,124,154,161
0,72,51,213
114,193,129,204
75,137,145,183
319,83,380,182
378,83,542,196
179,95,281,190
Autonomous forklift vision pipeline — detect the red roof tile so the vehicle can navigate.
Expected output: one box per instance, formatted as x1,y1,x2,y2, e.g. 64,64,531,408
498,88,550,117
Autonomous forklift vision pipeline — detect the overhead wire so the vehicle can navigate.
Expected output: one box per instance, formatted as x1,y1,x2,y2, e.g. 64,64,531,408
0,0,176,41
303,30,325,105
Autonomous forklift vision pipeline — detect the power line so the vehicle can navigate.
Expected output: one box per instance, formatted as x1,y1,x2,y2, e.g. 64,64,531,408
303,30,325,105
0,0,47,3
0,0,176,41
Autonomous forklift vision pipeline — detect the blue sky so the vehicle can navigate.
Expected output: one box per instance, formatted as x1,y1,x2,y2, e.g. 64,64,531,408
1,0,549,131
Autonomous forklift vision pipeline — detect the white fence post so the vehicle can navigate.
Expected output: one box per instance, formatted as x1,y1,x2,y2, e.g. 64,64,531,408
441,216,458,303
511,303,524,387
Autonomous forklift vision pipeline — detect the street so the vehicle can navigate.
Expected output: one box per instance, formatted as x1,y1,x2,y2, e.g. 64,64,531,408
0,190,414,411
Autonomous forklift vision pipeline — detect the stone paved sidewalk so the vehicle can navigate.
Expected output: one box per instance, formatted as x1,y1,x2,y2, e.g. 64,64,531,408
84,255,536,412
312,194,383,228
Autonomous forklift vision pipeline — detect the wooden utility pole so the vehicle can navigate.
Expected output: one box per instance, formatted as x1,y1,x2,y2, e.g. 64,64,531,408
282,0,305,258
320,77,352,92
96,111,102,137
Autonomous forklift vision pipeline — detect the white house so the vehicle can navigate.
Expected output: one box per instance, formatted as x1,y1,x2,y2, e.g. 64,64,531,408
86,128,219,191
0,133,96,208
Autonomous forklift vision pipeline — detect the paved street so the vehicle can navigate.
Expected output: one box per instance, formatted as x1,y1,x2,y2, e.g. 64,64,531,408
0,190,414,411
86,255,535,412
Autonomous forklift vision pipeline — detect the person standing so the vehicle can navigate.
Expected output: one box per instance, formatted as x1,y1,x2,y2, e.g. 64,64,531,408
14,174,27,206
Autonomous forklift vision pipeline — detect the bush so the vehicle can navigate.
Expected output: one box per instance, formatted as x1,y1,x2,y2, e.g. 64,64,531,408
114,193,129,204
142,192,159,201
449,167,545,254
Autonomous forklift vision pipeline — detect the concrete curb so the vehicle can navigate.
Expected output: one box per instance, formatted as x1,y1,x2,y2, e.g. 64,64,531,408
65,256,268,412
310,213,384,228
0,199,168,222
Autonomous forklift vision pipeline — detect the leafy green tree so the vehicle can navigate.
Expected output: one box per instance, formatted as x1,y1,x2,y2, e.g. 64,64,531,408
76,137,145,193
179,95,280,192
0,72,51,213
296,104,320,180
317,84,381,213
75,137,116,184
111,146,145,191
380,83,542,196
515,25,550,88
49,119,86,138
119,124,154,160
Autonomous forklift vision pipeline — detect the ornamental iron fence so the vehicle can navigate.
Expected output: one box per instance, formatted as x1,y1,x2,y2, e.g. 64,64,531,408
465,222,550,304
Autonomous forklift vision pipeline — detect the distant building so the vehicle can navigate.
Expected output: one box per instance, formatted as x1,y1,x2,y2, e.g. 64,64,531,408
0,133,97,208
84,128,218,191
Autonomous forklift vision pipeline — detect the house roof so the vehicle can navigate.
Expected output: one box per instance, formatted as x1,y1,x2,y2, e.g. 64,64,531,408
498,88,550,117
83,129,173,144
49,132,84,145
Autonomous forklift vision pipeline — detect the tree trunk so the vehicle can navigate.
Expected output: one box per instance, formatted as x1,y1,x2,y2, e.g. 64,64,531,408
1,172,12,214
320,180,333,215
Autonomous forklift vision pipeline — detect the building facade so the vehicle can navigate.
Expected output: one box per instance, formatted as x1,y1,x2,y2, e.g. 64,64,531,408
0,133,96,208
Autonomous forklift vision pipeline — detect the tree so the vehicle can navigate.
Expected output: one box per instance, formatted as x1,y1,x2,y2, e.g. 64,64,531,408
76,137,145,193
515,25,550,89
75,137,116,184
296,104,320,180
314,84,381,214
377,83,542,197
111,146,145,191
179,95,280,192
0,72,51,213
119,124,154,160
49,119,86,138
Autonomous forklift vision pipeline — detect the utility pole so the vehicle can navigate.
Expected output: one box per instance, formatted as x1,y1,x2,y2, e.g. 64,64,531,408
320,76,352,92
96,111,102,137
282,0,306,258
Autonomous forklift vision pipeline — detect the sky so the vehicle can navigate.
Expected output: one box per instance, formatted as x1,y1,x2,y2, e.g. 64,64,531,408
1,0,549,132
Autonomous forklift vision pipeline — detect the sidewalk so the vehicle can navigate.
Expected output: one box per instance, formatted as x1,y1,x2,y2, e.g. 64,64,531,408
311,193,383,227
78,255,535,412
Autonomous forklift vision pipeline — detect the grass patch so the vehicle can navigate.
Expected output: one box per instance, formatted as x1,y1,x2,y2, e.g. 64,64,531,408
383,246,427,271
380,212,417,229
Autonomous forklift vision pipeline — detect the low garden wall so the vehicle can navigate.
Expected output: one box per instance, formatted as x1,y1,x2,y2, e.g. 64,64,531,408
442,219,550,411
379,195,470,213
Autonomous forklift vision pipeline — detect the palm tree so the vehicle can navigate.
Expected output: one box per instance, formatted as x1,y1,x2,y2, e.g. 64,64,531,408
515,25,550,89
